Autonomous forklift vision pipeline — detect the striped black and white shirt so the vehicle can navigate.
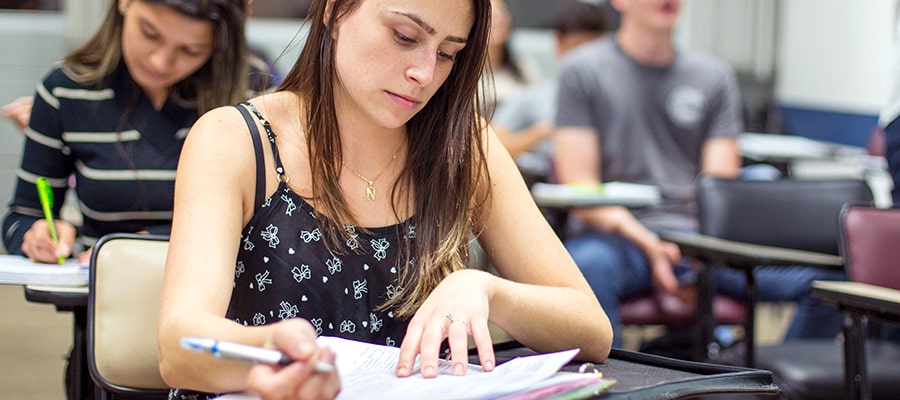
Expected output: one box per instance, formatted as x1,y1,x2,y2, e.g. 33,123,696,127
2,62,196,254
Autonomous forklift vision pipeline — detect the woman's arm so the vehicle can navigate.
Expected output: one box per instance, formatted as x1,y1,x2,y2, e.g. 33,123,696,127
159,102,341,397
157,105,265,392
475,126,613,362
3,74,76,260
397,125,613,379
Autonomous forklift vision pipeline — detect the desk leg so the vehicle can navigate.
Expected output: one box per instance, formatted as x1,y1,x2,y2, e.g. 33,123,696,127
743,269,756,368
694,264,715,362
843,314,870,400
68,307,94,400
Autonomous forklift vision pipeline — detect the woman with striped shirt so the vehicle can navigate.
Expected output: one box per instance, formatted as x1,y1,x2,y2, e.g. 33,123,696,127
2,0,250,264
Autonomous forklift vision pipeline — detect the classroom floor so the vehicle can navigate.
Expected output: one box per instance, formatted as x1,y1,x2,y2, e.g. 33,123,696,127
0,284,71,399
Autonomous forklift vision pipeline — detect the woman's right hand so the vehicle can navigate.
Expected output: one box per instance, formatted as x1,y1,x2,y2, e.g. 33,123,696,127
21,219,77,264
246,319,341,400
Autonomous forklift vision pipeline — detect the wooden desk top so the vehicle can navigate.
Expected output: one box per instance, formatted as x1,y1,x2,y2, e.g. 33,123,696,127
812,281,900,321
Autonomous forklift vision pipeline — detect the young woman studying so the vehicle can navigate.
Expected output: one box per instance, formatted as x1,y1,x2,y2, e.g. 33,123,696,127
1,0,250,265
157,0,612,398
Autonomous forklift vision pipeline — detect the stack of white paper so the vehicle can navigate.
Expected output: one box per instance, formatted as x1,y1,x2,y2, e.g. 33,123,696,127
0,255,88,286
217,336,597,400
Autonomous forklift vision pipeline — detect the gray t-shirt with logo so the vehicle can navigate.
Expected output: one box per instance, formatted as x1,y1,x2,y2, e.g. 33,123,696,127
555,35,743,218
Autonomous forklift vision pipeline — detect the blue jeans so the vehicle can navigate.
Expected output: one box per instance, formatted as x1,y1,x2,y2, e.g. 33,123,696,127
565,231,846,347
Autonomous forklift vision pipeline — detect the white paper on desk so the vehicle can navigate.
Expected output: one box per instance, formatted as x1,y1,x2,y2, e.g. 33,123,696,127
531,182,661,204
0,255,87,286
738,132,839,160
216,336,580,400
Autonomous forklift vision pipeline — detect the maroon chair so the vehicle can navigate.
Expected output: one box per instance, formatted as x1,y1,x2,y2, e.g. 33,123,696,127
619,291,746,361
755,205,900,400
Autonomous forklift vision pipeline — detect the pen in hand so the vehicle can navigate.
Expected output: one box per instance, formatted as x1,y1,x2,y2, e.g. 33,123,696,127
35,177,66,265
180,337,335,373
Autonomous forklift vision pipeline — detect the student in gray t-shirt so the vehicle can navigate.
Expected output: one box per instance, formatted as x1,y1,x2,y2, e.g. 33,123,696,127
492,0,608,177
553,0,845,349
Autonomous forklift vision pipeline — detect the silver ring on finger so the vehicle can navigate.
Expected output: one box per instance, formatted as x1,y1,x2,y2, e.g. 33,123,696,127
445,313,468,328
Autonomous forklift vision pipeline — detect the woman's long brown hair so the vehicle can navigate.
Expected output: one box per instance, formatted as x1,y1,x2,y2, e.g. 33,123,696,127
278,0,492,317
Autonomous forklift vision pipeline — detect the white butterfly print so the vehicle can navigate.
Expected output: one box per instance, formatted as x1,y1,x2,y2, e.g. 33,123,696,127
371,238,390,261
344,225,360,250
311,318,324,336
326,257,342,274
235,261,245,278
385,284,401,300
339,320,357,333
242,227,255,251
278,301,299,320
261,224,280,248
255,270,272,292
292,265,311,282
281,193,297,216
253,313,266,326
369,312,383,333
353,279,368,300
300,228,321,243
386,337,396,347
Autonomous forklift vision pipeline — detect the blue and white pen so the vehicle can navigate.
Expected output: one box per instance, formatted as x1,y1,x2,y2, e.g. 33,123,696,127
180,337,335,373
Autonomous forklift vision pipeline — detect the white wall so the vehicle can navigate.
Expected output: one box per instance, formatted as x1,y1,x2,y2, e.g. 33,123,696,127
774,0,896,114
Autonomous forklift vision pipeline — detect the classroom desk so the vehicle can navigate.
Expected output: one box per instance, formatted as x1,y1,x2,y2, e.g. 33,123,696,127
659,230,844,368
24,284,92,400
483,344,780,399
737,133,896,207
738,132,866,165
25,284,779,400
812,281,900,400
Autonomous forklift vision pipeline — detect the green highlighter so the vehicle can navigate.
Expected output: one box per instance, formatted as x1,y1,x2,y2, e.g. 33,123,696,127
36,177,66,265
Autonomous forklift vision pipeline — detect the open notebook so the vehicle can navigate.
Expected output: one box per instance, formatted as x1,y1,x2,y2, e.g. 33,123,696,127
216,336,615,400
0,255,87,286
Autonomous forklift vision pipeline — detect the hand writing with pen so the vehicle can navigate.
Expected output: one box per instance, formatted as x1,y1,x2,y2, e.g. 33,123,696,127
21,218,77,264
244,319,341,399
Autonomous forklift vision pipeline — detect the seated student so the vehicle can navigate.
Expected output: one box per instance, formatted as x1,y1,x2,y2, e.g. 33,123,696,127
479,0,540,116
553,0,845,349
156,0,612,398
491,0,608,174
2,0,249,265
1,2,250,398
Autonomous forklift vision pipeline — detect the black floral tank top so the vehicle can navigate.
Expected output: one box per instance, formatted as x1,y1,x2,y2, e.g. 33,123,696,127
227,102,413,345
169,103,414,399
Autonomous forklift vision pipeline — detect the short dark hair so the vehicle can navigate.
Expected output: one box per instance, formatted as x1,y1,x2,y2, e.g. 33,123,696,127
550,0,609,34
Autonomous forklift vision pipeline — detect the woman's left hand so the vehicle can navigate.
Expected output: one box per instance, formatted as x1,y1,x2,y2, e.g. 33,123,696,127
395,269,496,378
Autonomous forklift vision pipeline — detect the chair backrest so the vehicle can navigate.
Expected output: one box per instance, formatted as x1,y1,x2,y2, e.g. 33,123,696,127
88,233,171,396
696,175,874,255
840,205,900,290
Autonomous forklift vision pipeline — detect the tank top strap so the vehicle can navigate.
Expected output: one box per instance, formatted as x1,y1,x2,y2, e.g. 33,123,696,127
233,103,267,209
240,101,289,183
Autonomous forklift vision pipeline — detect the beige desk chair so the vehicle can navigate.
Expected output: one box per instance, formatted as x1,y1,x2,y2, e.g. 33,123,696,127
87,233,171,399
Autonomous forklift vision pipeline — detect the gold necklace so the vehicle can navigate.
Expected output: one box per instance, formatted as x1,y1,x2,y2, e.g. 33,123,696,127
342,149,400,201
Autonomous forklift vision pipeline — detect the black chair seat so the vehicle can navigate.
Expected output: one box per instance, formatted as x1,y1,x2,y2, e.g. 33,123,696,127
756,340,900,400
